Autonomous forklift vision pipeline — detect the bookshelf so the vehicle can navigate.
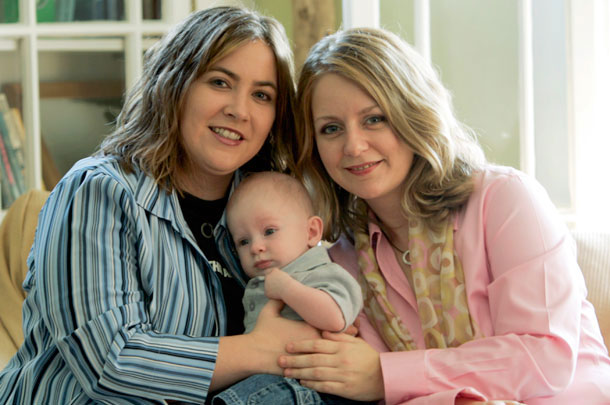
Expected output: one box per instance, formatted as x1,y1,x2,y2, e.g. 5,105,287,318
0,0,192,216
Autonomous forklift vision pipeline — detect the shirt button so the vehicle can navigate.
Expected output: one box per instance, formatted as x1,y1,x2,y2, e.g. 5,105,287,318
251,279,260,288
249,302,255,311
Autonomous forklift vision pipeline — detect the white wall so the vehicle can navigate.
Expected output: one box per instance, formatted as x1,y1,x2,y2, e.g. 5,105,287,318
430,0,521,171
379,0,572,210
532,0,570,208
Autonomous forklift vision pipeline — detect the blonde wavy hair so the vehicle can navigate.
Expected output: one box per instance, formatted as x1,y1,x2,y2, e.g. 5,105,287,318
295,27,486,241
99,6,297,192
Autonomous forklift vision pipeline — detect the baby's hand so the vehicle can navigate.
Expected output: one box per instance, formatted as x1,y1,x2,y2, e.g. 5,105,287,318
264,267,291,300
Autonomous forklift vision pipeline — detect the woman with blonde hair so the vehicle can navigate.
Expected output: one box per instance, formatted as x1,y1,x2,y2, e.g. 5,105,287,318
0,6,319,404
286,27,610,404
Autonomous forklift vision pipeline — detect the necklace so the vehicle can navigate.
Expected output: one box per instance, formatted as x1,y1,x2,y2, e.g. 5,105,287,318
200,222,214,239
400,249,411,265
385,234,411,265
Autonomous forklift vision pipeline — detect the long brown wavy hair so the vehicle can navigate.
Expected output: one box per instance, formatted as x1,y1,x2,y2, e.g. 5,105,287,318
98,6,297,191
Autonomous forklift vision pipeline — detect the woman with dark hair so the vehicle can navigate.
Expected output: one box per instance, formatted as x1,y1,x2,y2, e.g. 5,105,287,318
288,27,610,404
0,6,317,404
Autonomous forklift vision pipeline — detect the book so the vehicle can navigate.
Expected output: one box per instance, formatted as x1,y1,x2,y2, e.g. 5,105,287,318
0,112,25,199
0,109,24,169
1,0,18,23
56,0,76,22
0,124,19,208
11,108,62,190
8,109,24,143
1,83,21,113
1,0,57,23
37,0,56,23
0,94,25,180
91,0,106,20
0,152,16,208
73,0,123,21
108,0,125,21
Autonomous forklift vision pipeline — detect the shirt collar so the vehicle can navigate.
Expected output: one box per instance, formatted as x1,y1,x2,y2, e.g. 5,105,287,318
281,245,331,274
368,220,384,251
365,209,460,247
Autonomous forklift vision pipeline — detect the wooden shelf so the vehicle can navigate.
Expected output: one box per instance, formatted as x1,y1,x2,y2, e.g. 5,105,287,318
0,0,192,211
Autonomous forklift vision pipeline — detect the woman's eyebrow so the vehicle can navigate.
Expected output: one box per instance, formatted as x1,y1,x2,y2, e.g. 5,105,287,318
358,105,379,115
208,67,277,91
314,115,338,123
314,105,379,123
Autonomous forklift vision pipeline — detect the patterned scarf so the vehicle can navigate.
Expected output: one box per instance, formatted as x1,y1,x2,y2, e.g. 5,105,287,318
355,214,481,351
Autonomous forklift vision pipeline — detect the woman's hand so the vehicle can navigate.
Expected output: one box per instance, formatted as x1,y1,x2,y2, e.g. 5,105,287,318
279,330,384,401
249,299,321,374
212,300,320,391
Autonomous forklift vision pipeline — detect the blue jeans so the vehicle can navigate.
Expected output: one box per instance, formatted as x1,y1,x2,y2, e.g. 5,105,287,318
210,374,376,405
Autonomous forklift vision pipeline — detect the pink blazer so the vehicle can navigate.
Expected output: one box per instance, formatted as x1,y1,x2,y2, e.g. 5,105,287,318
329,166,610,404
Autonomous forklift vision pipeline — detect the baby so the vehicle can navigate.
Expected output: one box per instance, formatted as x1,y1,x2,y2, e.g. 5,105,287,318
226,171,363,334
211,171,367,405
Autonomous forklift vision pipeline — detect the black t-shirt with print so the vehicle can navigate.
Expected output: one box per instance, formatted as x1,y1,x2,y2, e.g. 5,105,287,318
178,191,245,336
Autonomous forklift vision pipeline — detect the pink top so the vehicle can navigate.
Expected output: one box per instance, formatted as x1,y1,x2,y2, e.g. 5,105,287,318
329,166,610,405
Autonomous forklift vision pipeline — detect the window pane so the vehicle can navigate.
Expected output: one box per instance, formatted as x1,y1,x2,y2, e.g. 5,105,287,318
0,48,25,209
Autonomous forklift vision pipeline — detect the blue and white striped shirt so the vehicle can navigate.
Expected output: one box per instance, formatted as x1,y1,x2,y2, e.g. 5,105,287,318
0,155,248,404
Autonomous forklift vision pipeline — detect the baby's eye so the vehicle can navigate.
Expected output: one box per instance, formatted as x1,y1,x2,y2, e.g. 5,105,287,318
237,238,250,247
264,228,277,236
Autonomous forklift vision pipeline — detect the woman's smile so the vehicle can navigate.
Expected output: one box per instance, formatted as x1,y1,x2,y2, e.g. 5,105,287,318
345,160,382,175
211,126,242,141
312,73,414,205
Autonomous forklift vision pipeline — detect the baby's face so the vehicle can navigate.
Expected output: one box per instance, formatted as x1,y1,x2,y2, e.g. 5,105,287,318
228,187,313,278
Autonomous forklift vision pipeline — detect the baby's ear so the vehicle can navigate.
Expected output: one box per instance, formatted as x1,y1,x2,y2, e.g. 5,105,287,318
307,216,324,247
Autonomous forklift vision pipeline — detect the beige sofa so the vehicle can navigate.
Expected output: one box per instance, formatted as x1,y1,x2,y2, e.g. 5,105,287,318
571,230,610,349
0,190,609,370
0,189,50,369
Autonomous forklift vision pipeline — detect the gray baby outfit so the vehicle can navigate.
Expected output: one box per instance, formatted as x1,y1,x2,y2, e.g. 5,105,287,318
242,245,363,333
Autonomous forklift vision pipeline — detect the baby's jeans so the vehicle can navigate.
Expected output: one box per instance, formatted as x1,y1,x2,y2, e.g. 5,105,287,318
210,373,376,405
